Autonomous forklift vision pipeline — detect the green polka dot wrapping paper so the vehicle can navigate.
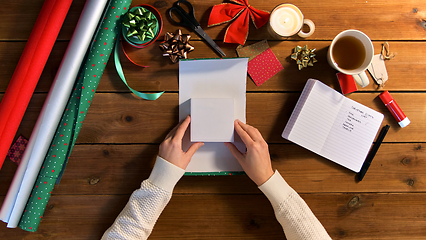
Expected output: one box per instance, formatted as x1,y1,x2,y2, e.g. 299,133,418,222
18,0,132,232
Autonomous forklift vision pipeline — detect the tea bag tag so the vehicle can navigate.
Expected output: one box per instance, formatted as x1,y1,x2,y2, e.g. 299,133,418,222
367,54,388,87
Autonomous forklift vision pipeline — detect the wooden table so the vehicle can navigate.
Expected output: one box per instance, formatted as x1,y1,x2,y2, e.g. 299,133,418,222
1,0,425,239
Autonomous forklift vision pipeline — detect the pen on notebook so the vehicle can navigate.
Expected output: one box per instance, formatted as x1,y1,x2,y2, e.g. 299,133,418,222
357,124,390,181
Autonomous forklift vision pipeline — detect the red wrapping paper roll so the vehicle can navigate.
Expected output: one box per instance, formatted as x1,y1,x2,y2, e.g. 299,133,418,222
0,0,73,169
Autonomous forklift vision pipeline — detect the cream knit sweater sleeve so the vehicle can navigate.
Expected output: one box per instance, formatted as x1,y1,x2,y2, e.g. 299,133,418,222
102,159,331,240
101,156,185,240
259,170,332,240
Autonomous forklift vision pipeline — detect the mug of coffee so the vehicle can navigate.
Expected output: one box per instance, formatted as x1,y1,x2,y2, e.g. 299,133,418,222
268,4,315,38
327,30,374,88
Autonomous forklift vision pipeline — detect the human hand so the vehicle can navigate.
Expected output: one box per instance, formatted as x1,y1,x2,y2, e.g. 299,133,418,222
224,119,274,186
159,115,204,170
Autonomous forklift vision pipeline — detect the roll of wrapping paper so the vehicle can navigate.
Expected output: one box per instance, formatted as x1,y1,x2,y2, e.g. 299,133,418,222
18,0,132,232
0,0,109,228
0,0,72,169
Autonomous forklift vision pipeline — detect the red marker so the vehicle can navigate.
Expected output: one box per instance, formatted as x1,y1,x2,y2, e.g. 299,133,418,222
379,91,410,128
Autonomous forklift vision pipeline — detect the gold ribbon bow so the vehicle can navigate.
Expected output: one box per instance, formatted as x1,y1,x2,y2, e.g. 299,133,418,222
291,45,317,70
159,29,194,63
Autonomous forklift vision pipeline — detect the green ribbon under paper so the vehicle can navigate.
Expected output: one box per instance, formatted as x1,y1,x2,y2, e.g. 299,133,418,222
18,0,132,232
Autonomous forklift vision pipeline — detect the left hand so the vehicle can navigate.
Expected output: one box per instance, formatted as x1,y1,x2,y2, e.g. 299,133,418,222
159,115,204,169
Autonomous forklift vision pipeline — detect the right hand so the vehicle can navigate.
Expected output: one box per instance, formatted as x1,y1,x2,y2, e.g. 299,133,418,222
224,120,274,186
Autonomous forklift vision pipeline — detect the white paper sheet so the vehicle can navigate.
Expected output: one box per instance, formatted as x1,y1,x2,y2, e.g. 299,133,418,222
0,0,109,227
191,98,234,142
179,58,248,173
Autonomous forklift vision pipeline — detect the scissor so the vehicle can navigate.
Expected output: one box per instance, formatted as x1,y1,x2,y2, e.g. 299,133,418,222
168,0,226,57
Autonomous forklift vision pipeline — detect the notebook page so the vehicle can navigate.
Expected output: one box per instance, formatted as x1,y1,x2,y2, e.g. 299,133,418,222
282,79,315,139
286,79,344,154
321,98,384,172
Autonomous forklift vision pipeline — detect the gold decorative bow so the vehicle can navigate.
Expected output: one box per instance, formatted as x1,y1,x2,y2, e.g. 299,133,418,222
159,29,194,63
291,45,317,70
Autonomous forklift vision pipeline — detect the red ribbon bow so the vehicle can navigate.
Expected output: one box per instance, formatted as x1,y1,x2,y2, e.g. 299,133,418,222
208,0,270,45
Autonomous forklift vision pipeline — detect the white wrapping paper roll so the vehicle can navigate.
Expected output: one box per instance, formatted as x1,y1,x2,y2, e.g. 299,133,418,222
0,0,109,228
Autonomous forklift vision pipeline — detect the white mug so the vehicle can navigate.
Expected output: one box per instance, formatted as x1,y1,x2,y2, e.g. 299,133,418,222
268,4,315,38
327,30,374,88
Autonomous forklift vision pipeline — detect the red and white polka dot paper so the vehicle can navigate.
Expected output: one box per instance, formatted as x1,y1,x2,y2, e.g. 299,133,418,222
247,48,283,86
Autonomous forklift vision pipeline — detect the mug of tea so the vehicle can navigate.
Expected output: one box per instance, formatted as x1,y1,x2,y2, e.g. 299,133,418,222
268,4,315,38
327,30,374,88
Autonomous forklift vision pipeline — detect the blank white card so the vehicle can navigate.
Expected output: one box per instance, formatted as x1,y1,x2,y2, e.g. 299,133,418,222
191,98,234,142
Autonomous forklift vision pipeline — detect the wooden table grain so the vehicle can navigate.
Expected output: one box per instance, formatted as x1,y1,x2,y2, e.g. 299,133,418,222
1,0,425,239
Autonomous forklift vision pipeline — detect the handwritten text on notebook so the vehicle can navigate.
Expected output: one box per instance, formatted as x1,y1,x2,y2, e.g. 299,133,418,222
343,106,376,132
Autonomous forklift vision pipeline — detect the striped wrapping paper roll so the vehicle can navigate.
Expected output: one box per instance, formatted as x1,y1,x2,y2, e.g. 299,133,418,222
0,0,109,229
18,0,132,232
0,0,72,169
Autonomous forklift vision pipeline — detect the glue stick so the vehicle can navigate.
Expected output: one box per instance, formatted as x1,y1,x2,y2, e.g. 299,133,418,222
379,91,410,128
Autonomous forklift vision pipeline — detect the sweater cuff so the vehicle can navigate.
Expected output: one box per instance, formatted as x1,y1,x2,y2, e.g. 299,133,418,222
148,156,185,192
258,170,294,208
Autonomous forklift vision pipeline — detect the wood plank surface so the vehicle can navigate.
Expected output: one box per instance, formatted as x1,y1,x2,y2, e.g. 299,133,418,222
6,92,425,144
0,193,425,239
1,41,426,93
0,0,425,238
0,143,423,195
1,0,425,41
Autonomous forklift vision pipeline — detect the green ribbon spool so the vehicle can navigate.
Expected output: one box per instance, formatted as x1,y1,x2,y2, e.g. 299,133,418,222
122,6,158,46
115,5,164,100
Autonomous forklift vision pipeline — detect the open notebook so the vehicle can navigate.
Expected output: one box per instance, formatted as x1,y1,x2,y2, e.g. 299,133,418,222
282,79,384,172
